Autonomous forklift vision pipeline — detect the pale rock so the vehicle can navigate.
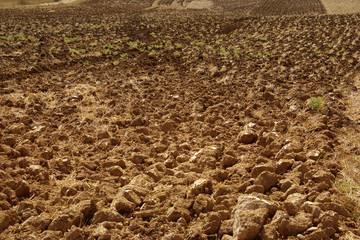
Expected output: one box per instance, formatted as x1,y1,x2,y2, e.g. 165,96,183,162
284,193,307,215
187,178,212,198
254,171,278,191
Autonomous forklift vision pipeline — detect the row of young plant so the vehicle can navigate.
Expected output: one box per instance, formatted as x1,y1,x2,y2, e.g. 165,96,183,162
0,27,346,68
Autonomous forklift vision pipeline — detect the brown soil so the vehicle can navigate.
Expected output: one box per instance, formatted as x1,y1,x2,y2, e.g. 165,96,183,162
321,0,360,14
1,0,360,239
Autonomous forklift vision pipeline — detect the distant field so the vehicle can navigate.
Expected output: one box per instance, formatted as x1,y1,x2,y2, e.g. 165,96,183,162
321,0,360,14
0,0,54,8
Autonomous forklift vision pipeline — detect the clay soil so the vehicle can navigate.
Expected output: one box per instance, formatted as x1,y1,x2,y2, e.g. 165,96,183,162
1,0,360,239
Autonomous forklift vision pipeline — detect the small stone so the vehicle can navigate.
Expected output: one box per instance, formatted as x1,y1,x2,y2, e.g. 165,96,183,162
233,208,269,240
323,202,350,217
238,130,258,144
0,200,11,210
282,141,303,154
130,153,147,164
275,159,294,174
40,151,53,160
108,166,123,176
130,116,145,127
295,153,306,162
77,199,96,221
307,229,328,240
245,185,265,194
3,137,16,147
92,209,124,224
145,169,163,182
260,223,278,240
48,214,74,232
307,150,321,160
278,212,312,236
111,196,136,213
9,123,26,134
82,135,95,144
221,235,234,240
187,178,212,198
122,189,142,206
251,164,275,178
312,171,334,186
162,233,183,240
15,180,30,198
21,215,51,231
167,207,182,221
270,210,288,225
97,130,110,139
318,211,338,230
93,223,111,239
39,230,63,240
284,193,307,215
161,120,177,133
254,171,278,192
64,226,82,240
219,219,234,238
192,194,214,215
315,191,331,203
221,155,238,168
235,194,277,213
28,165,43,176
203,212,221,234
301,202,322,219
0,210,17,231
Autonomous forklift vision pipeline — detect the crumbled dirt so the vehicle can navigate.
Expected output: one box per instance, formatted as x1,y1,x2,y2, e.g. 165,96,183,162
1,0,360,239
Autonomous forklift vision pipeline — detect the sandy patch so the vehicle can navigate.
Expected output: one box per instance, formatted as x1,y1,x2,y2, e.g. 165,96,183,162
321,0,360,14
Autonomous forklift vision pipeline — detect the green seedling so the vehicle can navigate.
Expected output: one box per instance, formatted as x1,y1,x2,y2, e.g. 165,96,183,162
64,37,80,44
307,97,324,112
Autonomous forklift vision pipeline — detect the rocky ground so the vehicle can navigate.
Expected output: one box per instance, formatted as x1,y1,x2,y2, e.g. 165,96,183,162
1,0,360,239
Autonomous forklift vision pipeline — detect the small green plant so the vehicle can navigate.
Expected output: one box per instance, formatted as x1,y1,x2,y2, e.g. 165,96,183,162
27,36,38,42
149,50,156,56
1,35,14,41
185,35,192,40
104,49,112,55
113,60,120,66
233,48,240,58
194,40,204,47
69,49,79,54
104,43,113,49
15,33,26,40
120,53,128,58
113,51,119,56
154,43,163,49
128,41,138,49
173,51,181,57
307,97,324,112
219,47,229,57
175,43,183,49
200,52,207,58
150,32,157,38
165,40,172,47
64,37,80,44
90,40,98,47
220,66,227,72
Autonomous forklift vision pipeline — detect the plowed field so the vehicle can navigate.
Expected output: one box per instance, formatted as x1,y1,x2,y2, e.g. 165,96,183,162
1,1,360,239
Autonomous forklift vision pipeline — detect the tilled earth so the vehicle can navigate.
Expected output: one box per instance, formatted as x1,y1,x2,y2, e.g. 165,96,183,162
1,1,360,239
